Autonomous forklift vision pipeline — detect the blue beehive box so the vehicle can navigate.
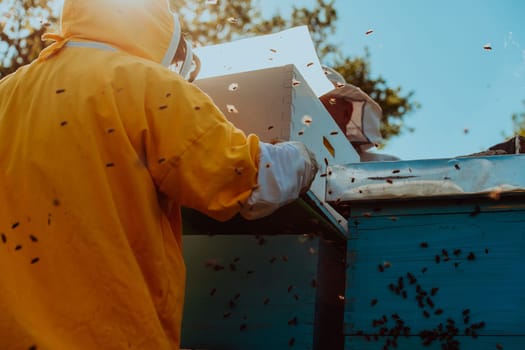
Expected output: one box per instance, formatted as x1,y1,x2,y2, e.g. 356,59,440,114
181,200,346,350
326,155,525,350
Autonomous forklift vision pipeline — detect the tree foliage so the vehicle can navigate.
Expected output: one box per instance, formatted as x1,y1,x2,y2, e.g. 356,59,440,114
0,0,59,77
1,0,419,142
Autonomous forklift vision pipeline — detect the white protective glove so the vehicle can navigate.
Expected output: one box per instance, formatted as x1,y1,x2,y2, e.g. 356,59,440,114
240,141,318,220
291,141,319,194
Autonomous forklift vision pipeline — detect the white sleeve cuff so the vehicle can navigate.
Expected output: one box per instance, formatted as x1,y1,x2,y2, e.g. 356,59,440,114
240,141,316,220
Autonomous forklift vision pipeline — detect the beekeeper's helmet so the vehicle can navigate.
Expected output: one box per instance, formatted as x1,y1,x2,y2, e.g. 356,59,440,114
168,16,201,82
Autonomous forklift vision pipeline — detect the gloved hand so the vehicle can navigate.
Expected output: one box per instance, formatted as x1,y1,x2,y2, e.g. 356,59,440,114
240,140,318,220
286,141,319,195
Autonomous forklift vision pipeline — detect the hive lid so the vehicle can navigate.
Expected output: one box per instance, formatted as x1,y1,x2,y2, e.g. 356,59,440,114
326,155,525,210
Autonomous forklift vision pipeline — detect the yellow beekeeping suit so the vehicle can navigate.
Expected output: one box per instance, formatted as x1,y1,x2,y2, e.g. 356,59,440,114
0,0,260,349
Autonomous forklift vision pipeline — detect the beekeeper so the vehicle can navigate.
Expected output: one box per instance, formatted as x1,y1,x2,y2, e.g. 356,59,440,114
321,66,400,162
0,0,318,349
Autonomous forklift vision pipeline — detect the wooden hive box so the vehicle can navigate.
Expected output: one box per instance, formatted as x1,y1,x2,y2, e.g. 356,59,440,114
327,155,525,350
180,201,346,350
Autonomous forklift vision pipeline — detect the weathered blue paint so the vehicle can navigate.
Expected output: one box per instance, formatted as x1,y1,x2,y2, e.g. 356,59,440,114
182,234,318,350
343,195,525,349
180,201,346,350
345,336,524,349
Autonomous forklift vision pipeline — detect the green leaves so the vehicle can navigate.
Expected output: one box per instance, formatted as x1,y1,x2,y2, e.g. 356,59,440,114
0,0,60,78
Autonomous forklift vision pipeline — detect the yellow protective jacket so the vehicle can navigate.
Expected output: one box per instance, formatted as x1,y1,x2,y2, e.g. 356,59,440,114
0,0,260,349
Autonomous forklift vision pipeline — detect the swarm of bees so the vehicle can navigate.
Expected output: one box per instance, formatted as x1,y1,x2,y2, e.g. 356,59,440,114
352,239,496,349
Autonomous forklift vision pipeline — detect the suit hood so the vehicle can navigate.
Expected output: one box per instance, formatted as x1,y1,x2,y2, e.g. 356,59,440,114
39,0,180,66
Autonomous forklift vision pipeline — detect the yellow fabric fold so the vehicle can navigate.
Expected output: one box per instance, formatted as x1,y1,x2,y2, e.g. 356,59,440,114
38,33,71,61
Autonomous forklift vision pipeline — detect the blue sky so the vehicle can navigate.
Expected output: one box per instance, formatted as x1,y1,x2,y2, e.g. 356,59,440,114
262,0,525,160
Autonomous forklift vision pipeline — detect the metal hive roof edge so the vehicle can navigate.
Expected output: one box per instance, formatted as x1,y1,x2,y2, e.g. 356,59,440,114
326,154,525,210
